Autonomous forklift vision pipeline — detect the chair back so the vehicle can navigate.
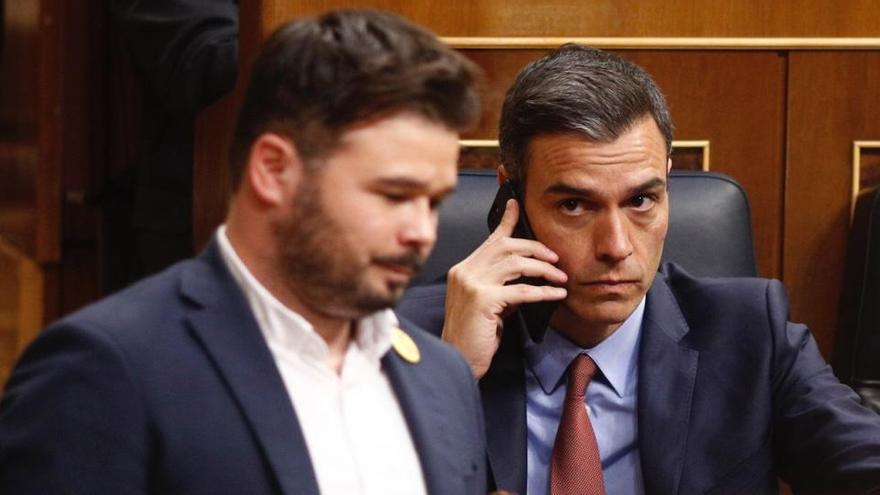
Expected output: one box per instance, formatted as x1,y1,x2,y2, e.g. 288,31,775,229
836,187,880,412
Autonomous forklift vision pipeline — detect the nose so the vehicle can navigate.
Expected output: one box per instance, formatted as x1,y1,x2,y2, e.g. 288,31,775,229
593,209,633,263
399,198,438,250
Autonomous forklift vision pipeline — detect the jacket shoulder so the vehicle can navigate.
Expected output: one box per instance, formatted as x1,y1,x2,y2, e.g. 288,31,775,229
654,262,789,350
86,260,187,315
659,262,783,317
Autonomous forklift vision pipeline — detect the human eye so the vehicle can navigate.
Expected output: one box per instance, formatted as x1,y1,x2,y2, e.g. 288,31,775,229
628,193,657,212
559,198,586,216
380,191,408,203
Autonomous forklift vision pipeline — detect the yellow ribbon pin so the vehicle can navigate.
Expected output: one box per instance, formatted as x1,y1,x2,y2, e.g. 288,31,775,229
392,327,420,364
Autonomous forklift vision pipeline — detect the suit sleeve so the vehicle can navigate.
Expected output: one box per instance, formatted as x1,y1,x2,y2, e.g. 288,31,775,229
767,279,880,493
108,0,239,113
0,323,148,494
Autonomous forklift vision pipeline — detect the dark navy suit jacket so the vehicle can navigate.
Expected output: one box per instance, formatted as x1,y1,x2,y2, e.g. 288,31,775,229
397,263,880,494
0,241,487,494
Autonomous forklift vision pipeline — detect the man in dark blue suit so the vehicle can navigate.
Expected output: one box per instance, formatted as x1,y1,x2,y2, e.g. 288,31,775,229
0,10,485,494
401,45,880,494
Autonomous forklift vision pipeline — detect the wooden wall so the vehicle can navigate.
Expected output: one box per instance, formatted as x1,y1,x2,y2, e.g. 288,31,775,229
251,0,880,37
195,0,880,361
0,0,105,385
0,0,56,385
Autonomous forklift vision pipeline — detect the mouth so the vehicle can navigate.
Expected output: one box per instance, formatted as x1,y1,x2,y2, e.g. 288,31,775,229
372,252,425,283
584,279,638,286
579,279,640,292
374,261,416,278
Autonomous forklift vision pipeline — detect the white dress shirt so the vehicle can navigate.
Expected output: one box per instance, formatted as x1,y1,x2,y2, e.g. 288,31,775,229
217,227,426,495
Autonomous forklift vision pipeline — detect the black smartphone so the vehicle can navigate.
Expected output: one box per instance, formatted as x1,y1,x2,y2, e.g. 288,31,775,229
486,180,559,343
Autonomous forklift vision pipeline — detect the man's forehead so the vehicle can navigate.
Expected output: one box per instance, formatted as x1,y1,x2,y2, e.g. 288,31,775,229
525,122,665,172
528,135,665,177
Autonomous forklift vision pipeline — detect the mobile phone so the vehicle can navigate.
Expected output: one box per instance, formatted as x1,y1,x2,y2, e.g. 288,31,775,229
486,180,559,343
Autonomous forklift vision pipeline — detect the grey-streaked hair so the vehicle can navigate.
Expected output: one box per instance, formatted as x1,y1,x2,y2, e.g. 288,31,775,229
499,44,673,182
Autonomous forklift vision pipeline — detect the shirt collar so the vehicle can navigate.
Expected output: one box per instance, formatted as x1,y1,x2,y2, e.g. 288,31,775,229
215,226,395,364
525,296,645,398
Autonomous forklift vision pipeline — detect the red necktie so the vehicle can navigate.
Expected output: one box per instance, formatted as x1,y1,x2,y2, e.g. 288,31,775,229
550,353,605,495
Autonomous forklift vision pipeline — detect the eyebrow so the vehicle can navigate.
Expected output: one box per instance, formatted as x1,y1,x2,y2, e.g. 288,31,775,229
373,177,429,189
544,177,667,198
372,177,456,197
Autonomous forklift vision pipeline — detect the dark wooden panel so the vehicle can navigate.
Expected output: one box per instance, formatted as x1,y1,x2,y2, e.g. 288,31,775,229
459,50,538,139
35,0,63,263
0,1,44,367
192,2,259,249
0,0,103,360
257,0,880,37
786,52,880,358
61,0,102,225
58,0,103,313
193,94,238,250
459,145,499,170
0,1,40,256
671,148,706,172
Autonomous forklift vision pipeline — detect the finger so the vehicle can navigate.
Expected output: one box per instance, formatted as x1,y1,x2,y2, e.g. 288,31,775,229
499,257,568,285
499,284,568,306
490,199,519,238
495,236,560,264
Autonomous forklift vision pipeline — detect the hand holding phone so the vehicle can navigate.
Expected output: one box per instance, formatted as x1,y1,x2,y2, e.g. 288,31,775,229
486,180,561,342
440,180,566,377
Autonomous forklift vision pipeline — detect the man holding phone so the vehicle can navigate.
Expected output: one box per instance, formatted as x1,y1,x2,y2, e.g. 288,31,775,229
401,44,880,494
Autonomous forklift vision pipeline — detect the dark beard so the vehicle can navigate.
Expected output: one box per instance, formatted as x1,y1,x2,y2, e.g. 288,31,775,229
272,177,424,319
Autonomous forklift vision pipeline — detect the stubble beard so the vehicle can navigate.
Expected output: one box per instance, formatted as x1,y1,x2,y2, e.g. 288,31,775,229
272,179,422,320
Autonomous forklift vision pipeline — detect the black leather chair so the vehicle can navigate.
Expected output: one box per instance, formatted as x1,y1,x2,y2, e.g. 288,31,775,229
835,187,880,412
410,169,757,287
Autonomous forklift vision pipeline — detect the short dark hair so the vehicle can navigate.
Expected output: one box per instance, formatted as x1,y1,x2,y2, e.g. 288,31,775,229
499,44,673,182
229,9,481,186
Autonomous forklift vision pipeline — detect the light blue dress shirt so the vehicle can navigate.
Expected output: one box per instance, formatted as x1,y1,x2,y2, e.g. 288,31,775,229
525,297,645,495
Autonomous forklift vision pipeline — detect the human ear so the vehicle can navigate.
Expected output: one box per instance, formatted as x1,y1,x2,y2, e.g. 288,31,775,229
497,164,510,185
244,133,302,206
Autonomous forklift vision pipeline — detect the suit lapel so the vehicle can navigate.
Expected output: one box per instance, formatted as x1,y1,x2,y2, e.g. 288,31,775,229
480,320,528,494
638,276,699,495
181,242,319,495
382,334,460,494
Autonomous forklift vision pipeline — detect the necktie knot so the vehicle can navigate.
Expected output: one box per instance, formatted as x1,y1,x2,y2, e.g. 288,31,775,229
566,353,597,400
